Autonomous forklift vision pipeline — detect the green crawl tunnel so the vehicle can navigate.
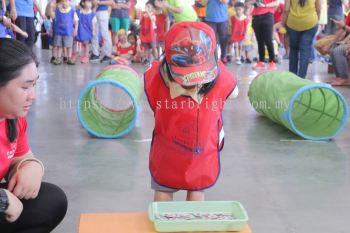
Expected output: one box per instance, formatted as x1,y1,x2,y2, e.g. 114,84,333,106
248,71,348,140
77,65,141,138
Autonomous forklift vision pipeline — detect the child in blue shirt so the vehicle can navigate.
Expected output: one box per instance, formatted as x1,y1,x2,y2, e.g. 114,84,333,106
76,0,96,63
50,0,79,65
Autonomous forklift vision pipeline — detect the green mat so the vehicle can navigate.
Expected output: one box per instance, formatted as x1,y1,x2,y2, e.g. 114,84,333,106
248,71,348,140
77,65,141,138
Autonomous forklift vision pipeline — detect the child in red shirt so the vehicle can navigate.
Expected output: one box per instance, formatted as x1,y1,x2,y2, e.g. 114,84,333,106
140,0,158,65
128,33,144,63
111,29,135,65
230,2,249,65
144,22,237,201
154,7,169,55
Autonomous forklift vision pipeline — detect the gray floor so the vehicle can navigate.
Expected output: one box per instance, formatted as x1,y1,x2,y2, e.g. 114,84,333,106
29,50,350,233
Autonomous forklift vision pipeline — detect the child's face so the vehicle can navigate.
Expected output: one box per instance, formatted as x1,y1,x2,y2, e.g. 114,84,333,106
235,6,244,16
128,35,136,44
84,0,93,9
61,0,70,8
119,33,127,43
146,3,154,12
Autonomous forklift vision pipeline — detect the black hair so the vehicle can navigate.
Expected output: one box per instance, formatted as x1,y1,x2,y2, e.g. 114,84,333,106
146,0,156,9
228,0,235,7
298,0,306,7
234,1,245,8
0,38,38,142
127,32,137,42
80,0,92,8
161,59,218,95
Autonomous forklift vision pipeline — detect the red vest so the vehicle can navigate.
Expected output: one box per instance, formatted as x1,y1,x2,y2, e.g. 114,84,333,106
144,61,237,190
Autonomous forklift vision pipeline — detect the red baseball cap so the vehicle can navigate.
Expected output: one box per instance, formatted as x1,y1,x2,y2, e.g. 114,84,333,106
164,21,218,87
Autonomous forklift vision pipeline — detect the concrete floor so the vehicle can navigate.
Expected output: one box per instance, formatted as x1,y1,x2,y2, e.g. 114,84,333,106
28,50,350,233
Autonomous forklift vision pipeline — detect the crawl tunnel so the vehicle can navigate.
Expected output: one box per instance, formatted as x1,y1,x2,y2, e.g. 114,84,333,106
77,65,141,138
248,71,348,140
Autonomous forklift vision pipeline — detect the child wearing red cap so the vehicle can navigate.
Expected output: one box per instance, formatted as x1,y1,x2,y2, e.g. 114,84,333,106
144,21,237,201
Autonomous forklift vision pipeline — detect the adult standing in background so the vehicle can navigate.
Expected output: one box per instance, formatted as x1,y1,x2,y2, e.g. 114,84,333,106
282,0,320,78
154,0,197,23
90,0,113,63
249,0,279,70
9,0,45,48
205,0,229,63
110,0,130,47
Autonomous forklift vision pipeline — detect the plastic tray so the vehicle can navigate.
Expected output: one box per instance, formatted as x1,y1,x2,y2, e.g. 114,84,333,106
148,201,248,232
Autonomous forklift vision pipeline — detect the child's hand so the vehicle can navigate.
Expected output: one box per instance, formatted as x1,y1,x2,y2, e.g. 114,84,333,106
1,16,11,28
332,18,345,30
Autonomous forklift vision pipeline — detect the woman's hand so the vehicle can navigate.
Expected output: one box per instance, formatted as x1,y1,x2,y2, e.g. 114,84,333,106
1,16,12,28
3,190,23,223
8,161,43,200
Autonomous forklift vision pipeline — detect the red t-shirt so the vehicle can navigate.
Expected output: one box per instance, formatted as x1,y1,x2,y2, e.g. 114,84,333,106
155,13,167,42
0,118,29,179
140,12,155,43
116,42,135,56
230,16,249,42
274,3,284,23
252,0,276,16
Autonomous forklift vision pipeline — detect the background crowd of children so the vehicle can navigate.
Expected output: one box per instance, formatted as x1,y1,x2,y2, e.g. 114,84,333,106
0,0,300,69
2,0,350,85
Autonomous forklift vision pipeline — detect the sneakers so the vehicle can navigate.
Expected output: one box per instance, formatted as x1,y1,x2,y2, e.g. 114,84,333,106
235,57,242,65
50,56,55,64
253,61,266,70
100,56,112,63
90,54,100,63
53,58,62,65
67,58,75,65
268,61,277,70
245,58,252,64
